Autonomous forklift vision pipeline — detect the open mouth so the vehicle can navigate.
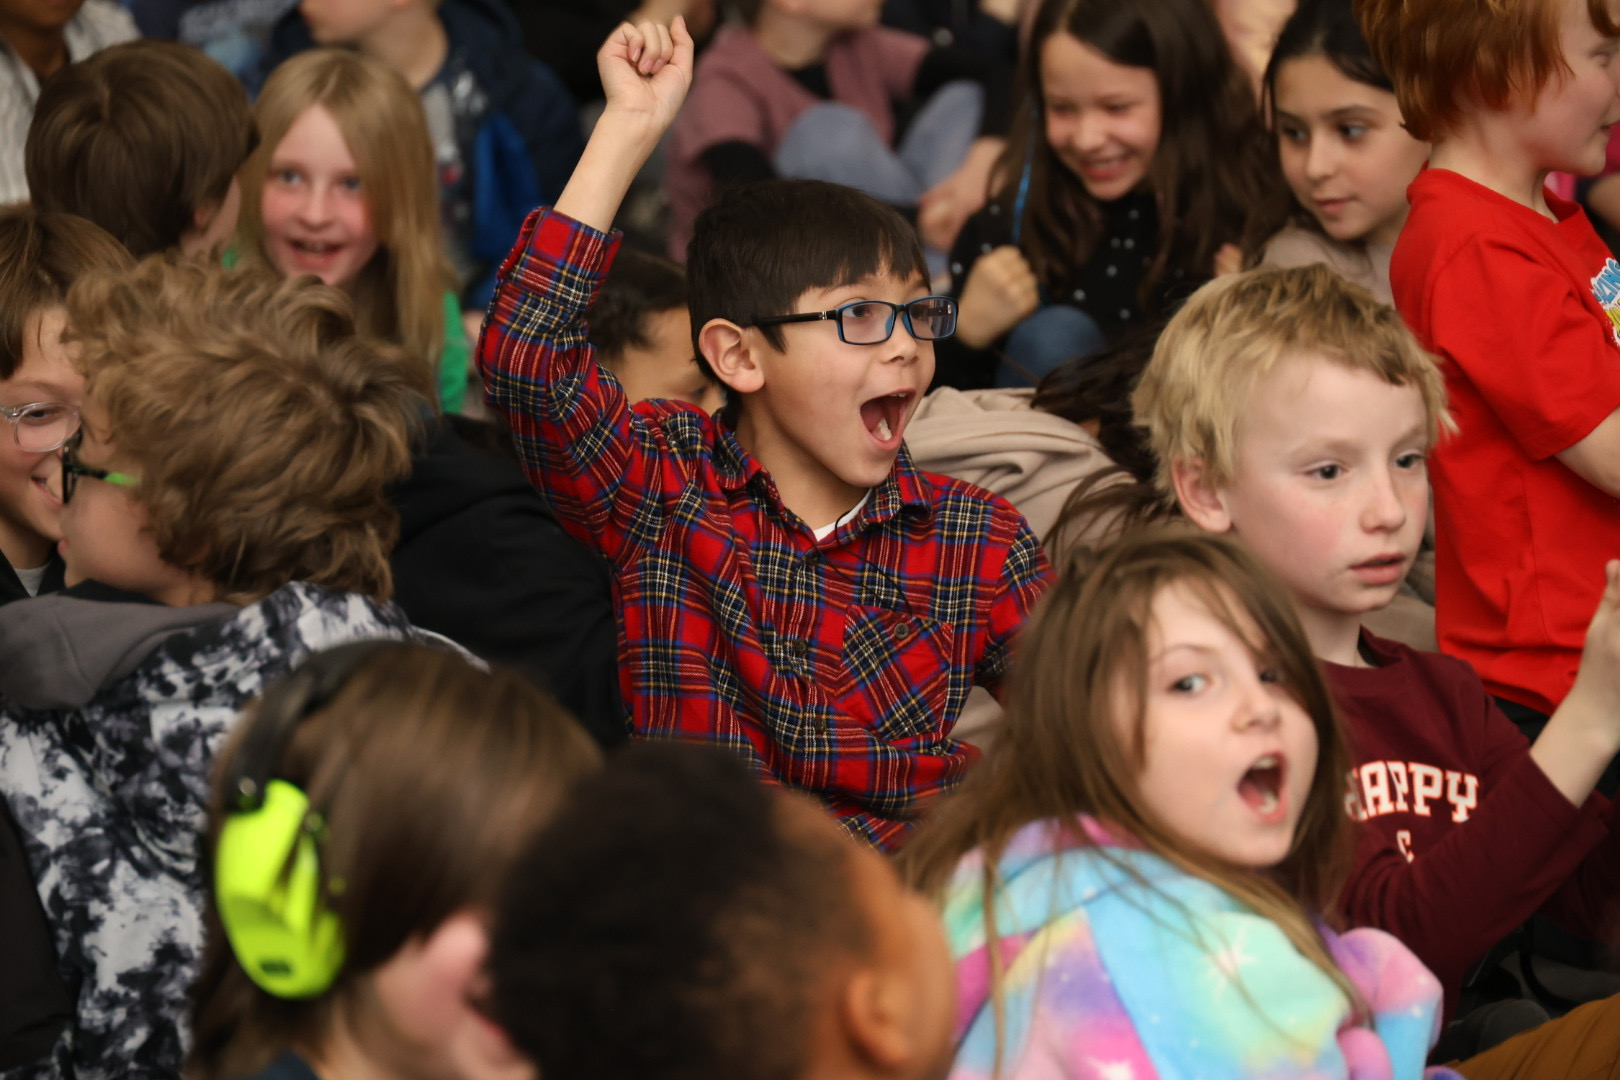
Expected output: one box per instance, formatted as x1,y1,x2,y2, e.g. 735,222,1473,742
1238,753,1285,818
859,391,912,445
290,239,342,256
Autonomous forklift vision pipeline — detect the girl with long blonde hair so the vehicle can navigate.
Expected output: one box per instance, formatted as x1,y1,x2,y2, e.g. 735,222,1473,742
237,48,468,411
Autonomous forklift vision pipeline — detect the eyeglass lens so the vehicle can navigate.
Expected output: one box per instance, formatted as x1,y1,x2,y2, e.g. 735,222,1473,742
9,404,79,453
838,299,956,344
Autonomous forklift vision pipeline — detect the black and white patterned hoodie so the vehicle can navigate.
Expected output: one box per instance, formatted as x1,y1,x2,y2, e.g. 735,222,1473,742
0,581,452,1080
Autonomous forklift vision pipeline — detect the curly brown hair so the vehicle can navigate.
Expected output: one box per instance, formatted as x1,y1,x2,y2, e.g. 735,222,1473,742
67,257,433,604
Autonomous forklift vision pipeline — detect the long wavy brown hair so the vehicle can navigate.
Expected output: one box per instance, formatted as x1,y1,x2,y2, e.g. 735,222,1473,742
993,0,1282,312
902,532,1359,1068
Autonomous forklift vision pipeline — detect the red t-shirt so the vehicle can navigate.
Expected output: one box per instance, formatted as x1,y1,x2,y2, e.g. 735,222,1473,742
1392,168,1620,713
1326,631,1620,1017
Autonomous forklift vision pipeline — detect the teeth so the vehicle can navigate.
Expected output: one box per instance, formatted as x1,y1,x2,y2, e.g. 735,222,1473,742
876,417,892,441
1256,788,1278,815
1254,754,1277,769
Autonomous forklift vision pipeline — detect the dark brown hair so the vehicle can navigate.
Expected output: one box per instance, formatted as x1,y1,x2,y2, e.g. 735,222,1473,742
189,645,602,1080
0,206,133,379
26,40,257,258
996,0,1282,310
686,178,928,394
489,743,867,1080
1356,0,1620,141
902,531,1358,1061
67,256,433,603
587,248,688,363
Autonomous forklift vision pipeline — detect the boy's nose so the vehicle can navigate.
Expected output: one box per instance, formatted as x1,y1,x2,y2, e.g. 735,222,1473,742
1362,470,1409,530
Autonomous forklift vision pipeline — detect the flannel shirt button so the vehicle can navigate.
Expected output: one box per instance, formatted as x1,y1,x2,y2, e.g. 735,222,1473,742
805,549,821,565
895,621,915,641
792,639,809,656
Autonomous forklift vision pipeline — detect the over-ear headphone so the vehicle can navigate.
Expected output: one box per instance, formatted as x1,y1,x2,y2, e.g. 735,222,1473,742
214,640,396,999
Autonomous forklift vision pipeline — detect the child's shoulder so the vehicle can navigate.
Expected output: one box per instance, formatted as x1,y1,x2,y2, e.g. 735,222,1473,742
910,458,1041,540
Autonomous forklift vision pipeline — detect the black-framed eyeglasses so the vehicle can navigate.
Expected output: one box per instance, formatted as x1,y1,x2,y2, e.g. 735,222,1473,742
1,401,80,453
750,296,958,345
62,430,138,504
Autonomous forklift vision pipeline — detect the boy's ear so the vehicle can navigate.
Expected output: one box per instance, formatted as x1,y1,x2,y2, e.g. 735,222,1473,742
1171,457,1234,534
839,967,918,1075
699,318,765,396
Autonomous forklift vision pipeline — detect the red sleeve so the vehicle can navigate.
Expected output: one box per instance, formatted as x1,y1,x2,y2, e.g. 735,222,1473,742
1422,238,1620,460
476,208,711,568
1340,685,1612,1018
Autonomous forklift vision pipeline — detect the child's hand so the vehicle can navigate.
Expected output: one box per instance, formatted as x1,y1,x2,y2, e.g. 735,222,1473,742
1212,243,1244,277
955,245,1040,348
1574,559,1620,711
597,15,694,135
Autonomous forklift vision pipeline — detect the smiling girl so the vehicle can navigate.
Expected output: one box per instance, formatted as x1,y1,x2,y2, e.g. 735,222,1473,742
1258,0,1431,305
936,0,1279,389
903,531,1465,1079
236,49,468,412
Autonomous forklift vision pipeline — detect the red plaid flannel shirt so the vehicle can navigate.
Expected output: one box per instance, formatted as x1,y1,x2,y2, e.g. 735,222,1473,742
477,208,1051,848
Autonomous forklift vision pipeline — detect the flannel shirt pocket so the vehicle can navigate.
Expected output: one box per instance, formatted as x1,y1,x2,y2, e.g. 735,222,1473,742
836,606,956,743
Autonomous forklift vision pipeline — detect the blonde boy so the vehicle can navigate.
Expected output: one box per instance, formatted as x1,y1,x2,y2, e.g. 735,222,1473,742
1133,265,1620,1044
477,19,1049,850
1357,0,1620,720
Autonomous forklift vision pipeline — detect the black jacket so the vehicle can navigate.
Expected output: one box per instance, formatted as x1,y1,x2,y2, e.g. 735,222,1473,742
390,418,625,746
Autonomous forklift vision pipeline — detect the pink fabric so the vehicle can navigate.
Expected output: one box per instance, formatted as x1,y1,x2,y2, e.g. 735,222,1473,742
665,24,930,259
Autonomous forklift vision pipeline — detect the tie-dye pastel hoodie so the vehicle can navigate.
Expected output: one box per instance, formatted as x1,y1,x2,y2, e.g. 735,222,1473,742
943,818,1466,1080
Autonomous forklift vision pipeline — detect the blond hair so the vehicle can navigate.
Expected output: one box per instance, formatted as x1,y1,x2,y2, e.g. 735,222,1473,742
237,49,452,387
1133,264,1453,507
67,256,433,604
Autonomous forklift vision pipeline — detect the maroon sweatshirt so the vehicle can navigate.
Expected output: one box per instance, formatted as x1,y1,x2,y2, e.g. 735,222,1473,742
1325,630,1620,1018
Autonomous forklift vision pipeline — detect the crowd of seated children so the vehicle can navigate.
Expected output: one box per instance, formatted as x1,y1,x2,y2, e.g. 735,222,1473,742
936,0,1279,390
586,247,723,413
13,1,1620,1078
902,530,1465,1079
490,741,957,1080
0,0,136,204
1359,0,1620,741
189,642,600,1080
0,256,446,1080
24,39,256,259
664,0,1014,263
1128,265,1620,1066
477,18,1050,851
233,47,471,413
1256,0,1429,306
265,0,584,311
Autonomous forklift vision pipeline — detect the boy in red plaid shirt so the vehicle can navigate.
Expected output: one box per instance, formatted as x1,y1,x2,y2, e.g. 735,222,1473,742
476,15,1050,849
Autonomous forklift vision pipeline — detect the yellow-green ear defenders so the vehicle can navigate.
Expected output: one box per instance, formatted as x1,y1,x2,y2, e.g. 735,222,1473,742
214,640,394,999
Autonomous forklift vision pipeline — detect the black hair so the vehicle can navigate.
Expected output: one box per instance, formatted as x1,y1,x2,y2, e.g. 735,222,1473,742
587,248,688,363
1263,0,1392,101
685,179,929,384
1250,0,1396,249
489,743,868,1080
